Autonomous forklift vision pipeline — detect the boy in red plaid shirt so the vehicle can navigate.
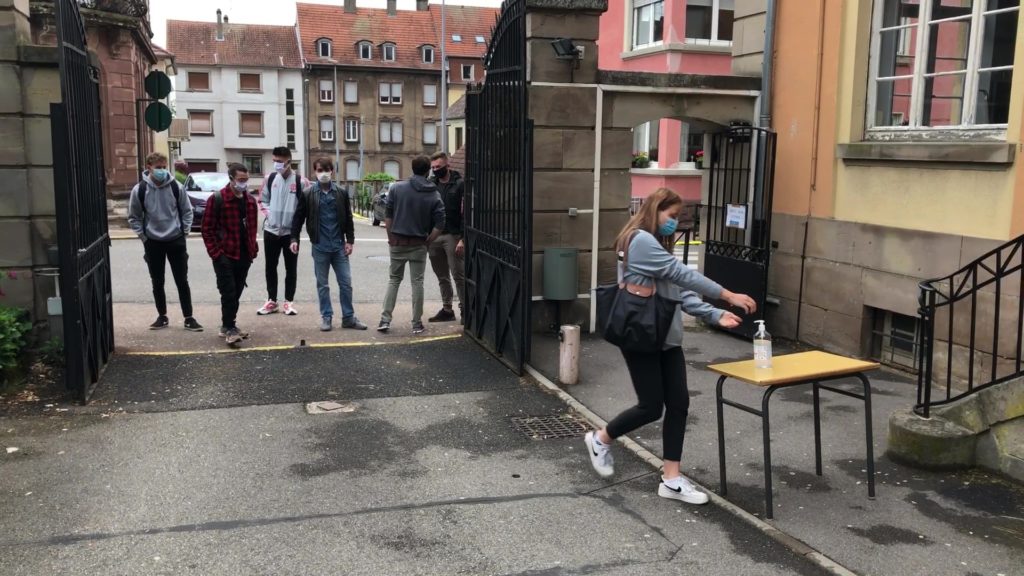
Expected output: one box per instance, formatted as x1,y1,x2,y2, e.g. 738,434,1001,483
202,163,259,345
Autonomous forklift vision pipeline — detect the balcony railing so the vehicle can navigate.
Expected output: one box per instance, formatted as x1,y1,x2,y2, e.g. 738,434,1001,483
916,234,1024,418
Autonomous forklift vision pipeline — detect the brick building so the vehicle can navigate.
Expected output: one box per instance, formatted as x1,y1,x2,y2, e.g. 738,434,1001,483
30,0,161,199
295,0,493,181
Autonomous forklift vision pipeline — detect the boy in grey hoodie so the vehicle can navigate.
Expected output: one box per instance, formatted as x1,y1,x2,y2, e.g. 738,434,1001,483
377,155,445,334
257,146,304,316
127,152,203,331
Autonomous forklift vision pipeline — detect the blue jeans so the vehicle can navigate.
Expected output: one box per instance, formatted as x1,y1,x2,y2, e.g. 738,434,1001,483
312,247,354,321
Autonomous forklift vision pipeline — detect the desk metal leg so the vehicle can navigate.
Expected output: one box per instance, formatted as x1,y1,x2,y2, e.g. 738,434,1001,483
716,376,728,496
762,387,778,519
858,373,876,498
813,382,823,476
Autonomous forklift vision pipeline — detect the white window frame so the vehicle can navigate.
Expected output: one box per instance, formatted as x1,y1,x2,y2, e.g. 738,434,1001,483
319,80,334,103
423,84,437,107
358,42,372,60
422,46,435,64
632,0,665,50
345,159,360,182
382,43,397,62
867,0,1018,133
379,82,403,105
461,64,475,81
683,0,734,47
379,120,403,144
452,34,462,42
383,160,401,179
344,118,359,143
188,110,213,135
343,81,358,104
475,35,485,43
317,39,332,58
320,118,335,142
238,111,264,137
423,122,438,145
187,71,210,92
633,121,660,168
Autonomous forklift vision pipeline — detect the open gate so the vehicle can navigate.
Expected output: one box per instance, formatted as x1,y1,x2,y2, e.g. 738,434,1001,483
702,125,777,339
51,0,114,402
464,0,532,373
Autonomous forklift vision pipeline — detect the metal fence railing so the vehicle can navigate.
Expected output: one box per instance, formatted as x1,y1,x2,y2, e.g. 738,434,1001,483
916,233,1024,417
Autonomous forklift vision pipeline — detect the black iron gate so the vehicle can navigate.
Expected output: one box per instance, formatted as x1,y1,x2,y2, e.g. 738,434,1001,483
702,125,777,339
51,0,114,401
464,0,532,373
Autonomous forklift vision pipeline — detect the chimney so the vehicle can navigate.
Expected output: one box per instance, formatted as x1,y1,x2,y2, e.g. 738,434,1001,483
216,9,223,41
344,0,356,13
416,0,428,10
387,0,397,16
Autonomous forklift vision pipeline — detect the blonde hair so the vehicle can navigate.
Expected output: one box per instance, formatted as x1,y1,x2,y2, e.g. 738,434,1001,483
614,188,683,254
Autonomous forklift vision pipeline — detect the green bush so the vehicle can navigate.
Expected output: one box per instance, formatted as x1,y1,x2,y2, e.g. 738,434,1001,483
0,306,30,380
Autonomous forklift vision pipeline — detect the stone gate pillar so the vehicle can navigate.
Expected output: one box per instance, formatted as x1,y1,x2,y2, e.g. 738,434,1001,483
0,0,61,332
526,0,629,332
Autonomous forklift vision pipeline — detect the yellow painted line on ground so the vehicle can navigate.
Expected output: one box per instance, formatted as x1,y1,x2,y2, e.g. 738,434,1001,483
119,333,462,357
110,234,137,240
353,213,368,220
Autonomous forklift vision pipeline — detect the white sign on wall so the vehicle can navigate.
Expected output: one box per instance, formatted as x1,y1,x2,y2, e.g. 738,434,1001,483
726,204,747,229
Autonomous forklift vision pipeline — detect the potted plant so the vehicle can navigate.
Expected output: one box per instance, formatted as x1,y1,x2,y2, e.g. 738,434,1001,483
632,151,651,169
694,150,705,169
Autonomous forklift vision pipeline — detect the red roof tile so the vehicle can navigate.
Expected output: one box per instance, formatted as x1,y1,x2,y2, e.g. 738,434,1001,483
296,3,495,69
166,20,302,69
434,4,499,59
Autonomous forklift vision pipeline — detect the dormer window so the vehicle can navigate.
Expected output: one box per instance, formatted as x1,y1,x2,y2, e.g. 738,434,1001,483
422,45,435,64
452,34,462,42
358,41,372,60
475,36,485,43
382,43,396,62
317,38,332,58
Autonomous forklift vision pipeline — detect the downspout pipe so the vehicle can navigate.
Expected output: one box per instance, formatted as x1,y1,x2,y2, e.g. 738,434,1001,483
759,0,777,128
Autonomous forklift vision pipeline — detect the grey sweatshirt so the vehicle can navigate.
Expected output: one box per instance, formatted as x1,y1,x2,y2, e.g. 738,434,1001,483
385,175,445,238
620,230,725,348
127,171,193,242
259,171,302,237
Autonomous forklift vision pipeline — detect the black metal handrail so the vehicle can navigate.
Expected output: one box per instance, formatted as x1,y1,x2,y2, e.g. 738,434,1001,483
916,233,1024,417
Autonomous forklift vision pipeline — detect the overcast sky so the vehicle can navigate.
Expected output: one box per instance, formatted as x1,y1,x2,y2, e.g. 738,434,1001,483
151,0,503,48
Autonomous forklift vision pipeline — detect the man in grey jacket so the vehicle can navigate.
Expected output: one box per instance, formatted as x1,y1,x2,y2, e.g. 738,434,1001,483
377,156,445,334
127,152,203,331
257,146,304,316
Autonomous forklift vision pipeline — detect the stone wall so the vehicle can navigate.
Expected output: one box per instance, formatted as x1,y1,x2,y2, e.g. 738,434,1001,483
0,0,60,330
732,0,766,77
767,213,1018,378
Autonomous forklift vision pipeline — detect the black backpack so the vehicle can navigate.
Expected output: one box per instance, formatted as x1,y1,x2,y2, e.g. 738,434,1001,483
138,179,185,232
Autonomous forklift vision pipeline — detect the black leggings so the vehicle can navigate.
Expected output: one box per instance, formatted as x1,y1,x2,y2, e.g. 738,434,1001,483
606,347,689,462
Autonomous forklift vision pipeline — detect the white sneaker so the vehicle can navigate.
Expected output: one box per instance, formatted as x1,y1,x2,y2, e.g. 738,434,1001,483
257,300,278,315
658,476,709,505
584,431,614,478
282,301,297,316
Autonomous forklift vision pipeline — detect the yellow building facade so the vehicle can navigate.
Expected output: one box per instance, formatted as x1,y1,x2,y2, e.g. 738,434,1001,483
767,1,1024,361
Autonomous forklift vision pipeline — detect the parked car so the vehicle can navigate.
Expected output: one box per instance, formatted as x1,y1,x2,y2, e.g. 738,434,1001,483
372,182,393,226
183,172,230,231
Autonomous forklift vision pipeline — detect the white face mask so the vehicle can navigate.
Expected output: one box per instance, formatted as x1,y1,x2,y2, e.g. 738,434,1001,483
234,182,248,193
273,162,287,173
316,172,332,184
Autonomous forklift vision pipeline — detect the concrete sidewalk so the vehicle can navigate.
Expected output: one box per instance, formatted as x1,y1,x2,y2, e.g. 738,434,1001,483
529,328,1024,576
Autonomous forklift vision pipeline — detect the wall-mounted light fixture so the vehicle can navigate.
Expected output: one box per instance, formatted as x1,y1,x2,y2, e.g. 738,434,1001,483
550,38,582,82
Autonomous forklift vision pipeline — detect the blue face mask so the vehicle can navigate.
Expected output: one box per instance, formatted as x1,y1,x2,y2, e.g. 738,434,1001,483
152,168,169,182
658,217,678,237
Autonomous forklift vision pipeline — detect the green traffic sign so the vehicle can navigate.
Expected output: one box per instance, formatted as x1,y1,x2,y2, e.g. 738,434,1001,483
144,70,172,100
145,101,173,132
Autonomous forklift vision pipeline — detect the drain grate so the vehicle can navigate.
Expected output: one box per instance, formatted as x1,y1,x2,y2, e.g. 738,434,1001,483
510,415,591,440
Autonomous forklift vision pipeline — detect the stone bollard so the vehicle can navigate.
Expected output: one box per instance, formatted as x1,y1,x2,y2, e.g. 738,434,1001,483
559,324,580,385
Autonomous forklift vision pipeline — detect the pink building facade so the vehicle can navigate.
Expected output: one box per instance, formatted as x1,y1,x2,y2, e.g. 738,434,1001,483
599,0,736,207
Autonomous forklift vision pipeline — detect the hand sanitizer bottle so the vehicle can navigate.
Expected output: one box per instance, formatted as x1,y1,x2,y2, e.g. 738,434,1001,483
753,320,772,369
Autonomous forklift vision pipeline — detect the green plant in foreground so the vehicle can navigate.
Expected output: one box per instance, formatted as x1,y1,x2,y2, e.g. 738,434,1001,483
0,306,31,377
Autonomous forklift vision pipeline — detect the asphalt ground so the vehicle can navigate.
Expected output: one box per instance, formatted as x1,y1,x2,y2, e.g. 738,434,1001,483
0,337,832,576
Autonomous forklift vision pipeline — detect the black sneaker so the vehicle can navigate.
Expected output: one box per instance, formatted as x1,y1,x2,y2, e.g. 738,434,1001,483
149,316,169,330
412,321,426,335
428,308,456,323
218,326,248,339
377,319,390,333
183,317,204,332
